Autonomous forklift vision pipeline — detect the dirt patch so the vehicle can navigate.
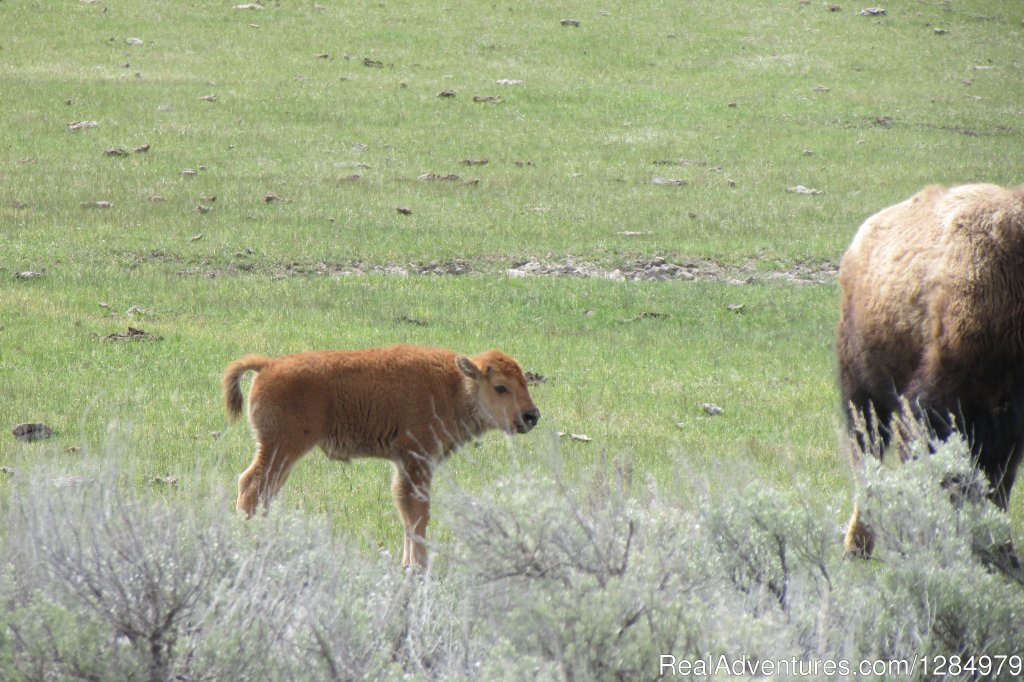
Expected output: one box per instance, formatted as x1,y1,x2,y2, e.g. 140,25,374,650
504,256,838,285
265,258,476,279
123,249,838,285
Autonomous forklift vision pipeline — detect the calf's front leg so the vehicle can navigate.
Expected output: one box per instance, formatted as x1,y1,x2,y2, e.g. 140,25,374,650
391,456,434,568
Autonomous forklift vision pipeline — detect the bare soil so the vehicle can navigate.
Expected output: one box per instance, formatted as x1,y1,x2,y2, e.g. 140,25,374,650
157,252,839,285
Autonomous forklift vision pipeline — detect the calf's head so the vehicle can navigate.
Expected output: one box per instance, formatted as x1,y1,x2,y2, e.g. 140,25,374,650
458,350,540,435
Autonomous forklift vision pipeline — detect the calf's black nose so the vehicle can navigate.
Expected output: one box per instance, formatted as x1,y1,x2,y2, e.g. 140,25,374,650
522,408,540,429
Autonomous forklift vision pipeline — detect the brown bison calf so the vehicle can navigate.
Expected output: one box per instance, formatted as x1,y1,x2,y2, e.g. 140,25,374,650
838,183,1024,556
223,344,540,567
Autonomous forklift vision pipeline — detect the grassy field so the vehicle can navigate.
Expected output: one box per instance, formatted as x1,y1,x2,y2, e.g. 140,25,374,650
3,0,1024,554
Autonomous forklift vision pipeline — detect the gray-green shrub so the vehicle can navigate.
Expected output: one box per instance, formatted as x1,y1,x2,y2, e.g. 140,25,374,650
1,431,1021,681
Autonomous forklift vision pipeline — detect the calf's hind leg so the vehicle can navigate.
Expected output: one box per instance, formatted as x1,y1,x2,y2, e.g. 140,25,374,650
237,440,309,516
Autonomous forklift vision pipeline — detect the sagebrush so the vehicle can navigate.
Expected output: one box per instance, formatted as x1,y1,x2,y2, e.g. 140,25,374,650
2,431,1022,681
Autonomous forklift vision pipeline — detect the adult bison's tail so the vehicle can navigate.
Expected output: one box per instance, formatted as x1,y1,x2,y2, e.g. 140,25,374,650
223,355,270,421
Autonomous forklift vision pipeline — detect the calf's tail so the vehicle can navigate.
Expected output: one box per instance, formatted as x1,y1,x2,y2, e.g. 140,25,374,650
223,355,271,421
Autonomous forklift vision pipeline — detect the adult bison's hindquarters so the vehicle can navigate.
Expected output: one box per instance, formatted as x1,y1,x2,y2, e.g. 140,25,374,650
838,184,1024,557
223,345,540,567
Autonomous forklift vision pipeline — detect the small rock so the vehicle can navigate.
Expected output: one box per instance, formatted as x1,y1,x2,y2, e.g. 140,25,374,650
525,371,547,385
12,422,53,442
195,204,213,214
104,148,129,157
150,475,179,487
396,206,413,215
126,37,144,45
437,89,456,98
472,95,502,103
494,79,523,86
651,176,687,186
133,144,151,153
560,18,581,27
726,304,746,314
396,314,429,327
0,466,14,476
263,192,289,203
103,326,161,342
418,173,460,182
15,271,45,280
933,28,947,35
461,159,489,166
190,233,204,242
81,200,114,209
622,311,672,323
53,476,91,489
234,3,263,9
68,120,99,131
180,169,198,176
199,94,217,102
363,57,383,68
557,431,592,442
702,403,724,416
860,8,887,16
787,185,822,195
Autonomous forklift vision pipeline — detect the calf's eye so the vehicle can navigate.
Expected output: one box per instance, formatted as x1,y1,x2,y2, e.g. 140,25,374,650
495,385,509,394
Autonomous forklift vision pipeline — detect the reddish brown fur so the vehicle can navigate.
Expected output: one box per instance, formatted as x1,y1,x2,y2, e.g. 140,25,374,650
223,344,540,567
838,184,1024,556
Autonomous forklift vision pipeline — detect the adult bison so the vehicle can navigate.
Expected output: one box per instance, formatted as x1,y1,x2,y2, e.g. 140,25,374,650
223,344,540,567
838,183,1024,556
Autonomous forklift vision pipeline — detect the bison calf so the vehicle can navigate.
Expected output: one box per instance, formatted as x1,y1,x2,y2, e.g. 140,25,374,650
838,183,1024,556
223,344,540,567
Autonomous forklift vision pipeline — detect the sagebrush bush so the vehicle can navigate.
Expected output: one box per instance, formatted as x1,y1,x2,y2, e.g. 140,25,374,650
1,432,1022,681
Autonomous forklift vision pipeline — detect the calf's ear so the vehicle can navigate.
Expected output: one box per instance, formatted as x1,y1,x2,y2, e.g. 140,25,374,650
457,356,481,380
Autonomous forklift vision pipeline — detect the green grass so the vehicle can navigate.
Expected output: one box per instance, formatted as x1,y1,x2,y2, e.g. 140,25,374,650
2,0,1024,552
3,266,841,549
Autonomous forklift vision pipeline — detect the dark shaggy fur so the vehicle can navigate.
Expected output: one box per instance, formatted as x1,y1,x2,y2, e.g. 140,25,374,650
838,184,1024,553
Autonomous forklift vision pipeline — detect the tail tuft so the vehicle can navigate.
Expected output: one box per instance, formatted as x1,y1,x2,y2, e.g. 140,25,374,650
223,355,270,421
